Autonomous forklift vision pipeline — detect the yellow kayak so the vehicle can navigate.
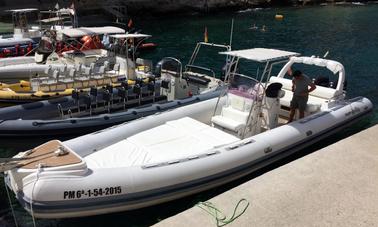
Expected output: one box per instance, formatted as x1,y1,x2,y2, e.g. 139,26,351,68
0,78,149,106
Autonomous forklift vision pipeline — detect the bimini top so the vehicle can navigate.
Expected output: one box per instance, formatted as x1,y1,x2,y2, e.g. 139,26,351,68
109,34,151,39
57,26,125,40
220,48,300,63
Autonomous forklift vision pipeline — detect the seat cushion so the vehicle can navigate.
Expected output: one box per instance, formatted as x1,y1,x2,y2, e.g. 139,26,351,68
211,115,245,132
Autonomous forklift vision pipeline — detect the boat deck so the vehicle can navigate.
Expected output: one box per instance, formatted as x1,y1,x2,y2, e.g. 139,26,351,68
19,140,82,169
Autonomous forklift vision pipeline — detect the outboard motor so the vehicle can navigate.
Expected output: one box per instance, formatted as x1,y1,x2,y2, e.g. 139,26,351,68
264,82,284,129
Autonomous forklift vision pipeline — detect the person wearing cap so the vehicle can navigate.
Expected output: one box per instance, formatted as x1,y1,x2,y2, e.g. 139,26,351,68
287,69,316,123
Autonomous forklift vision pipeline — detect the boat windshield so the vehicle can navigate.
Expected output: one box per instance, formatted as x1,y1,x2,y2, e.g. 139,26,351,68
227,73,263,100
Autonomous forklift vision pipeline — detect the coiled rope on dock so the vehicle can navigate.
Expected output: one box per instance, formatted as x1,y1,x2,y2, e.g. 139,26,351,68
196,198,249,227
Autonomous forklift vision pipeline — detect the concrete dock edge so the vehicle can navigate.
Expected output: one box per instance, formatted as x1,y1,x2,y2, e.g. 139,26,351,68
154,124,378,227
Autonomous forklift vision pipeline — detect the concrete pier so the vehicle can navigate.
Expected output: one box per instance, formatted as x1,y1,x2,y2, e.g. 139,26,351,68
154,125,378,227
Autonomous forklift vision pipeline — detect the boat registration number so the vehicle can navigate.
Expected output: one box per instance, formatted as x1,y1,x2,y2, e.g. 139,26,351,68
63,186,122,199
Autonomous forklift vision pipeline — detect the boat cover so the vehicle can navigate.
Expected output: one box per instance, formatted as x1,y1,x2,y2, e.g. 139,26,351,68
85,117,239,168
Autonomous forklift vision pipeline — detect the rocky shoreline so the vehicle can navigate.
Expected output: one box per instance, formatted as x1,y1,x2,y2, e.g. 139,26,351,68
0,0,373,20
122,0,371,15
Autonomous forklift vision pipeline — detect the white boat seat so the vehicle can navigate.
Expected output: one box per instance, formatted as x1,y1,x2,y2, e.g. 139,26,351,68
93,65,105,79
69,68,76,79
103,61,110,71
75,63,83,73
211,106,249,132
75,68,91,82
42,70,60,84
211,93,251,133
60,64,68,74
89,62,96,71
60,69,75,83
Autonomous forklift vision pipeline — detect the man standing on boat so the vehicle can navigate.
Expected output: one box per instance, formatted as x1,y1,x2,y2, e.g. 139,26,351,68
287,69,316,123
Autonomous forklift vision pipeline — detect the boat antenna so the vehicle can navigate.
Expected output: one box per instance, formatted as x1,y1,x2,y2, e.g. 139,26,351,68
323,50,329,58
229,18,234,48
225,18,234,67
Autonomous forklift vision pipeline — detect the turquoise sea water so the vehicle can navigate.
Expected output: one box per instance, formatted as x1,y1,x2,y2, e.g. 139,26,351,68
1,5,377,226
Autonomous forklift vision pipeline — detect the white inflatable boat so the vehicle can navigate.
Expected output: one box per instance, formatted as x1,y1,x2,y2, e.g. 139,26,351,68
0,26,126,80
3,48,373,219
